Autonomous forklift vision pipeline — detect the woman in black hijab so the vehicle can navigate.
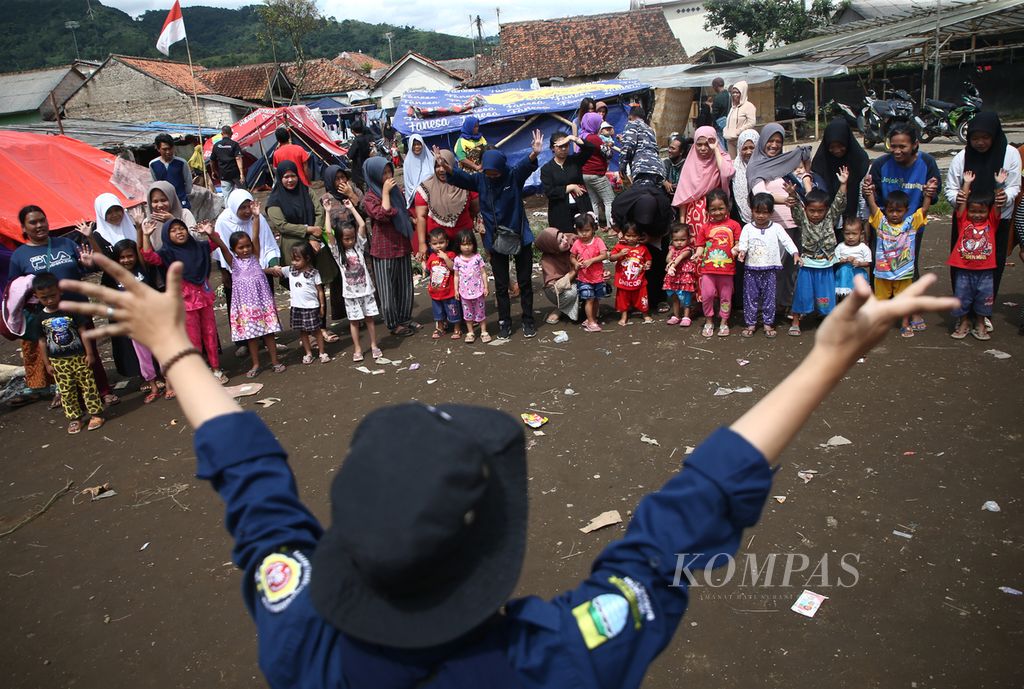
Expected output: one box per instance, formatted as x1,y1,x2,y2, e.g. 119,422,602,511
811,118,869,230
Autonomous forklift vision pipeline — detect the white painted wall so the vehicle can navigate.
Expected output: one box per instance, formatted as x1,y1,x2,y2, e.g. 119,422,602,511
371,60,461,109
648,0,750,56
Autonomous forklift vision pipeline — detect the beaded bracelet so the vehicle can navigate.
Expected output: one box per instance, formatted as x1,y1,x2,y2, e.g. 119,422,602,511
160,347,202,378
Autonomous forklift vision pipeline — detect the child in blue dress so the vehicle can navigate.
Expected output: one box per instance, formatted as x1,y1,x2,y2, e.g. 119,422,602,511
834,218,871,298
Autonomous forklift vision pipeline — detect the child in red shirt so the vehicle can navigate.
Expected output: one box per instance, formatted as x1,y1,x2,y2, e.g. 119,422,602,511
693,189,741,337
570,212,609,332
610,222,653,325
948,169,1007,340
425,229,463,339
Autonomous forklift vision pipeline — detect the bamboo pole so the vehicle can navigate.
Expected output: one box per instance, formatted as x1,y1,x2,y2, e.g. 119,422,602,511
495,114,540,148
49,92,65,136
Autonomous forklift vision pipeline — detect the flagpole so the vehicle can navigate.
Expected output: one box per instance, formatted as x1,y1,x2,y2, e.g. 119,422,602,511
183,34,212,191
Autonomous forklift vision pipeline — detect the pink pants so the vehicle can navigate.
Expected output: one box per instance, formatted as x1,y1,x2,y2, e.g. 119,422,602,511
131,340,158,381
185,305,220,369
700,273,734,319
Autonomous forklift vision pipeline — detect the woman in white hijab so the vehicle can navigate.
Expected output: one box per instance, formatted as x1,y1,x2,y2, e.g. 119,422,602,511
730,129,761,225
402,134,434,209
89,193,141,255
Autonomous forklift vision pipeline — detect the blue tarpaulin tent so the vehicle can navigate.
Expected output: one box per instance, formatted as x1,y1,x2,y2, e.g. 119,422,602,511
393,79,650,190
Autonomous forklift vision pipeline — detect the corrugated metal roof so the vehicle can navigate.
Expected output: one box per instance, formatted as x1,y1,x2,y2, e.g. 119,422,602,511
0,67,75,115
736,0,1024,66
0,119,220,150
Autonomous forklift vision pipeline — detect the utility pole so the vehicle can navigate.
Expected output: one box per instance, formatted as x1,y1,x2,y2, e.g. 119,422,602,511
932,0,942,99
384,31,394,64
496,7,501,25
65,20,81,60
475,15,484,51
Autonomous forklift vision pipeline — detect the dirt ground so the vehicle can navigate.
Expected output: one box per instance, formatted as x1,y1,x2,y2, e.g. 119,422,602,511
2,216,1022,689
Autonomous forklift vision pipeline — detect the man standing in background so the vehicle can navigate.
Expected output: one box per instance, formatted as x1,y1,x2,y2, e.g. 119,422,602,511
150,133,193,209
212,125,245,199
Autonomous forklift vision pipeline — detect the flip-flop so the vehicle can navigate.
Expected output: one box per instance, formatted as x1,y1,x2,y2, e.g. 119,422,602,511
102,393,120,406
464,332,476,344
910,319,927,332
970,327,991,341
788,325,801,337
701,323,714,337
86,416,105,431
432,330,443,339
67,420,83,435
765,327,778,339
272,363,287,373
164,389,177,400
900,326,915,338
741,327,755,338
371,348,383,359
245,368,261,378
450,331,462,340
322,331,340,343
480,333,492,343
144,390,160,404
352,352,364,362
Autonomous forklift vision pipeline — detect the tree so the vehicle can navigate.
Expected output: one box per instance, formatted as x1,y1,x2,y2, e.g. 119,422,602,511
257,0,321,103
703,0,843,54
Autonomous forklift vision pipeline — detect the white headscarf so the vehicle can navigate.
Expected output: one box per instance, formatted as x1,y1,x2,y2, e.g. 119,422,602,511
732,129,761,224
93,193,137,246
214,189,281,268
403,134,435,207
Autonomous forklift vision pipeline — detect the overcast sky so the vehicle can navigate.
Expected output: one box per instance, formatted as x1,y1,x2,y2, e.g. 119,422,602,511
103,1,630,38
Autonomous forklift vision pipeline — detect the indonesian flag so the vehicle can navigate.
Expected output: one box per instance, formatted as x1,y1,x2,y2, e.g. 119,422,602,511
156,1,186,56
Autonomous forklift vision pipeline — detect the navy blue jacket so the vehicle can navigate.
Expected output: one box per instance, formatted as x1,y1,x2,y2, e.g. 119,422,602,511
444,156,538,253
195,412,773,689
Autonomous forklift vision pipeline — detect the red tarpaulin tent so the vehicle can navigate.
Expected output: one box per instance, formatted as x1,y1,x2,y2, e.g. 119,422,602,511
0,132,147,245
203,105,346,162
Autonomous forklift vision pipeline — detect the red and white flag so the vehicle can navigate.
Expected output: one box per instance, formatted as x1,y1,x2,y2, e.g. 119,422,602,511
156,1,186,56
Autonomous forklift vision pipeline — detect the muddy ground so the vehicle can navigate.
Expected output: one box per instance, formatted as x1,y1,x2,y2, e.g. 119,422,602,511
1,218,1022,689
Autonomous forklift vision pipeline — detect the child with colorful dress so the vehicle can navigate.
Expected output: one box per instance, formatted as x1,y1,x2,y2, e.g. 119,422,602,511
570,212,609,332
834,218,871,299
337,201,382,362
664,223,697,327
610,222,653,325
453,230,490,343
106,238,162,402
735,193,800,338
141,217,227,388
948,169,1007,340
30,273,104,434
693,189,742,337
863,175,939,337
269,243,329,364
206,207,285,377
426,228,463,340
786,166,849,336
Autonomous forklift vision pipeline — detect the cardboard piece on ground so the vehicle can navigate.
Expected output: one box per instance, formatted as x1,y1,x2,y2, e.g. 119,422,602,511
255,397,281,408
580,510,623,533
224,383,264,398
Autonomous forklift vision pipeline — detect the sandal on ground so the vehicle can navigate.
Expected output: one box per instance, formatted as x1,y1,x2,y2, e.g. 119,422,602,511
302,354,314,365
545,313,561,324
899,326,915,338
679,317,692,327
657,302,671,313
970,327,991,341
765,326,778,339
717,324,730,337
951,326,969,339
984,317,994,333
245,367,261,378
910,319,927,332
67,419,83,435
642,317,654,324
451,331,462,340
741,326,756,338
788,324,802,337
103,393,120,406
319,353,331,363
212,370,229,385
371,347,383,359
406,321,423,331
49,392,62,410
144,389,161,405
272,363,286,373
86,416,105,432
701,322,714,337
666,316,680,325
583,321,603,333
322,330,340,343
465,332,476,344
392,325,415,337
432,329,443,339
480,333,492,343
352,351,364,362
164,389,177,400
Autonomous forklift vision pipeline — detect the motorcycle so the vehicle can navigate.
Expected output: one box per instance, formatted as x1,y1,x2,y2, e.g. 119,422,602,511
775,94,809,122
859,87,916,149
915,81,982,144
820,98,859,131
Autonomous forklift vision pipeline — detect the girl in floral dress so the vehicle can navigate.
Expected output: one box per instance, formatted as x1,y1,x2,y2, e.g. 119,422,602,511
208,203,284,378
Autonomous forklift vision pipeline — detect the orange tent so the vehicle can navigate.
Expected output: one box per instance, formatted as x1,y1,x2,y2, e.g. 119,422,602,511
0,132,147,245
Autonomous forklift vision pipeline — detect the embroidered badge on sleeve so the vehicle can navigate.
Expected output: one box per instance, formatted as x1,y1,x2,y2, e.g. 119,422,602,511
256,550,311,613
572,593,630,650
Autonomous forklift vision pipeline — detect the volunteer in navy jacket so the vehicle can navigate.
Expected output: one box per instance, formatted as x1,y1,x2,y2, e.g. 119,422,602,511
439,129,543,340
59,253,958,689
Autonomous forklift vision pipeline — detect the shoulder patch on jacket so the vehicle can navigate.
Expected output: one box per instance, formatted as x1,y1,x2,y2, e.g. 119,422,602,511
256,550,311,613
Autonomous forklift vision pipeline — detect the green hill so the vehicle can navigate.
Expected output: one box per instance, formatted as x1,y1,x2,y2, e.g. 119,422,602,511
0,0,477,72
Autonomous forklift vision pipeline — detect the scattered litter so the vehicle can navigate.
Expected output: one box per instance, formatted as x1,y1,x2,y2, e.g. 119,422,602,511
41,444,49,449
823,435,852,447
521,413,548,428
596,348,612,356
487,338,510,346
791,590,827,618
255,397,281,408
826,516,838,528
1003,301,1019,307
773,496,787,504
564,388,576,395
427,379,438,385
593,474,601,479
982,500,1001,513
580,510,622,534
140,542,150,551
684,446,695,455
533,430,546,436
408,363,421,371
902,451,916,456
552,330,569,343
736,359,750,366
714,385,753,396
631,341,641,345
892,530,914,539
80,484,116,501
169,419,179,426
355,366,385,375
998,586,1022,595
375,357,396,365
472,351,485,356
856,357,865,364
797,470,818,484
640,433,660,446
984,349,1012,360
224,383,264,398
113,380,130,390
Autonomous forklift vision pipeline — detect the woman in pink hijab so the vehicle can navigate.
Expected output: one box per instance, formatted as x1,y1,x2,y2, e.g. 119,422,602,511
672,126,735,228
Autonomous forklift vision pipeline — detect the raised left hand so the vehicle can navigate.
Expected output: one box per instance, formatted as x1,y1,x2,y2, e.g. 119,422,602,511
531,129,544,155
836,165,849,185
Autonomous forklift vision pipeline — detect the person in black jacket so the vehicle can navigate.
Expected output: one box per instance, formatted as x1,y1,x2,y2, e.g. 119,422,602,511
347,121,371,191
540,133,595,233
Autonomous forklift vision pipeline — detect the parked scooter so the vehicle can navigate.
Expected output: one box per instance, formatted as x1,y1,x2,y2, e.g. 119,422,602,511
820,98,859,131
915,81,983,144
859,86,916,149
775,94,809,122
